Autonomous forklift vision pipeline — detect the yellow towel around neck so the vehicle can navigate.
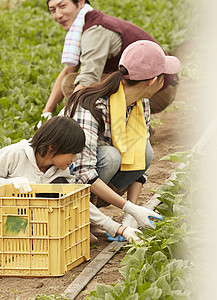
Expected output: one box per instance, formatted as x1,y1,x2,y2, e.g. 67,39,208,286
110,82,147,171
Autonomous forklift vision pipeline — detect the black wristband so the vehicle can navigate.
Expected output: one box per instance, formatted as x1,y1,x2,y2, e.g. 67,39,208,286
136,175,146,184
88,176,99,185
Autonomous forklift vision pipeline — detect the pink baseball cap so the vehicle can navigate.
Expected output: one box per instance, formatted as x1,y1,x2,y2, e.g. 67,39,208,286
119,40,180,80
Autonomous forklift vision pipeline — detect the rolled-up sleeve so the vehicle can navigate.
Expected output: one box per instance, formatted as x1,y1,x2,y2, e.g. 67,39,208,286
142,98,151,138
89,202,120,236
74,25,121,87
0,144,20,184
72,105,100,183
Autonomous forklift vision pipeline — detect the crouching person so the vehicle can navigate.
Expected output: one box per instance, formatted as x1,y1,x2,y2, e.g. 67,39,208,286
0,116,157,243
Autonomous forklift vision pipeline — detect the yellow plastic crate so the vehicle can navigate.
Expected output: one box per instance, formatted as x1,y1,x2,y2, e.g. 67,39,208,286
0,184,90,277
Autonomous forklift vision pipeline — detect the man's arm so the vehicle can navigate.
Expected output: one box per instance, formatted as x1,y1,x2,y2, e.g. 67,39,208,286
45,27,121,103
43,64,80,114
74,26,121,87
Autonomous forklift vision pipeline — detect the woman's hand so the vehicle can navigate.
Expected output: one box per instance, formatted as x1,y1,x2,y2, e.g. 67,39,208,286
117,225,142,243
122,200,162,229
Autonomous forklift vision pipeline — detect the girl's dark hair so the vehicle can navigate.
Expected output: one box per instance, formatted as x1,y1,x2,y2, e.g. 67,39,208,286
65,66,130,136
30,116,85,157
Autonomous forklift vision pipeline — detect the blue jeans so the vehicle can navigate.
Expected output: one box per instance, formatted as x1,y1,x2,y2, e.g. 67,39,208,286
96,140,154,191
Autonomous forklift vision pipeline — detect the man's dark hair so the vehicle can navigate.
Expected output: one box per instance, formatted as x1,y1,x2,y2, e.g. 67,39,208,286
72,0,90,4
46,0,90,5
30,116,85,157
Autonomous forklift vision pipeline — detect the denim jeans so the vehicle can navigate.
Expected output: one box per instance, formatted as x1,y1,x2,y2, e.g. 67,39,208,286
96,140,154,191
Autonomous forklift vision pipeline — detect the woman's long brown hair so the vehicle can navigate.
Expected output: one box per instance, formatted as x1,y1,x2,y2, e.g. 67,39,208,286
64,67,128,136
64,66,147,136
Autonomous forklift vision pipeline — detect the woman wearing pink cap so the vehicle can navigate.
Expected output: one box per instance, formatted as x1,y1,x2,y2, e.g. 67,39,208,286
60,40,180,240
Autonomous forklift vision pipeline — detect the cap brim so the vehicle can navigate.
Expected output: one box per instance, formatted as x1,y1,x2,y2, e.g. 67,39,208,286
164,56,181,75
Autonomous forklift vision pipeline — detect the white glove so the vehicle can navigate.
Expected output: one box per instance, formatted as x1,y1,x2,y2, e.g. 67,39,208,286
122,213,138,228
37,112,52,128
121,227,142,243
122,200,162,229
11,177,32,193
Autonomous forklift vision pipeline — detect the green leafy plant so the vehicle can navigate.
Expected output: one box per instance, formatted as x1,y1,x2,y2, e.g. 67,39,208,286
94,0,198,53
30,293,69,300
10,288,20,300
87,151,201,299
0,0,64,147
150,118,165,129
